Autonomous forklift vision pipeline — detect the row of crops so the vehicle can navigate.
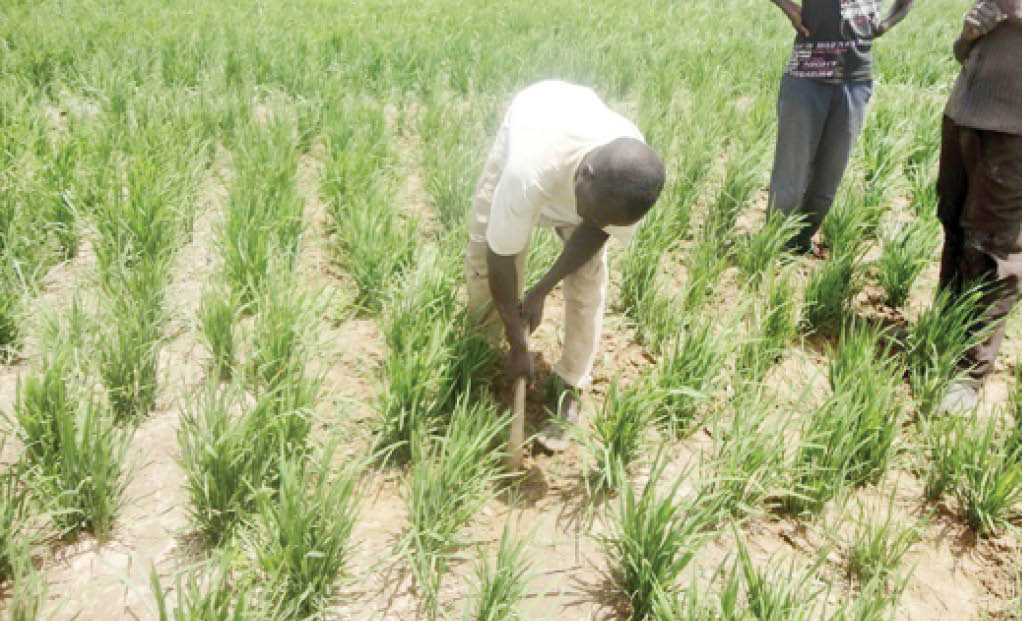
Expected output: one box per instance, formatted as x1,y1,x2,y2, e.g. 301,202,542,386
3,0,1020,619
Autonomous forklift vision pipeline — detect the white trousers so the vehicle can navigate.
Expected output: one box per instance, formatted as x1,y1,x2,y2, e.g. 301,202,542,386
464,123,608,389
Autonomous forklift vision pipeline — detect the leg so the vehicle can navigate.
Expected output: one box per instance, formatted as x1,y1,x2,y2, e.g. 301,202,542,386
957,130,1022,382
465,118,511,340
801,80,872,243
936,116,970,295
553,227,609,390
767,74,832,251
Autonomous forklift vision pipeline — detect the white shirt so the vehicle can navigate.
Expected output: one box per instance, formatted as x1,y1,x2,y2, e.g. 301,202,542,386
486,80,645,256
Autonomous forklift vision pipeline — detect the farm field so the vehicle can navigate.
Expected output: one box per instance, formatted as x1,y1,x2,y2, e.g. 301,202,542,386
2,0,1021,619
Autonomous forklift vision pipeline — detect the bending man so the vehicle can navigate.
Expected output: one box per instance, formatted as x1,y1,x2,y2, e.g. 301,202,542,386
936,0,1022,413
465,80,665,451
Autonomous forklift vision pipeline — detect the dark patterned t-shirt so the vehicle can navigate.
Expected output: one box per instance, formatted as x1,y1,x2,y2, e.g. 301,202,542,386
784,0,883,83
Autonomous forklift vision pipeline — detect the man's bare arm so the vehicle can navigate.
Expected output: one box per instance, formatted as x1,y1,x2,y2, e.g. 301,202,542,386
874,0,916,36
487,249,531,379
771,0,811,36
520,223,609,334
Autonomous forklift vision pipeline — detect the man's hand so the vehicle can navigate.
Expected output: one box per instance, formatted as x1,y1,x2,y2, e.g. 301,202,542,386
521,288,547,334
963,0,1007,41
507,343,533,382
774,1,811,36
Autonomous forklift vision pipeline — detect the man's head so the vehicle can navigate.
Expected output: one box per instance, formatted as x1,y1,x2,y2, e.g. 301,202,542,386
574,137,666,228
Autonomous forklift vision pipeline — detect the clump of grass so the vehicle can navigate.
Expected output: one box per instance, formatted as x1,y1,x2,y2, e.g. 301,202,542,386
801,248,860,335
703,136,768,244
38,399,130,539
245,275,312,392
220,122,303,305
322,101,415,313
151,562,255,621
954,416,1022,536
786,324,902,514
599,457,720,621
198,289,237,381
0,466,30,581
734,212,803,283
820,191,881,258
404,397,507,619
178,384,314,546
7,547,47,621
844,497,922,588
732,539,827,621
681,237,726,313
705,387,788,520
903,286,983,416
736,268,799,382
651,317,724,436
0,271,23,363
464,526,533,621
98,288,163,421
12,346,75,464
579,380,657,497
256,451,362,618
875,219,938,308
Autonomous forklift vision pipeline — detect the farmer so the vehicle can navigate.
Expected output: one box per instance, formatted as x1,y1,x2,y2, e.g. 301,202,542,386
465,80,665,452
766,0,915,253
934,0,1022,413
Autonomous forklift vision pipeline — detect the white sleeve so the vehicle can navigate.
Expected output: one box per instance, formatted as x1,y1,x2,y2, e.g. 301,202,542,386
485,166,540,256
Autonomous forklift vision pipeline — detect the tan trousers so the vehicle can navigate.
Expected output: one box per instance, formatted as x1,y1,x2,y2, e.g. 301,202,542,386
464,122,608,389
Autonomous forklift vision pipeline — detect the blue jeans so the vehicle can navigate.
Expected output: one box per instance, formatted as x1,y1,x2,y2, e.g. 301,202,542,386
768,74,873,250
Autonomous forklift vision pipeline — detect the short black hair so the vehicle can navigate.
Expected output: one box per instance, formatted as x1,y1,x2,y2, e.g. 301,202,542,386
586,137,666,223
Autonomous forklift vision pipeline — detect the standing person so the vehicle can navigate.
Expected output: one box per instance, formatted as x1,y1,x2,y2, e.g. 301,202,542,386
935,0,1022,413
465,80,665,452
766,0,915,253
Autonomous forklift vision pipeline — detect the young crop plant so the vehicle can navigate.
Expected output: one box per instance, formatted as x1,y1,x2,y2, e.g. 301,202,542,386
801,247,861,335
618,224,679,351
321,101,415,313
736,268,799,383
98,288,163,421
786,325,902,514
579,379,658,497
681,235,727,313
245,273,313,393
704,388,788,520
404,397,508,619
731,539,827,621
221,122,304,306
151,562,256,621
904,286,983,416
12,346,75,464
651,317,725,436
178,384,313,546
256,452,362,618
600,457,721,621
199,288,237,381
40,399,130,540
820,191,880,258
734,211,803,284
951,415,1022,536
703,135,769,245
843,497,922,588
0,466,30,581
875,218,938,308
464,526,533,621
6,546,47,621
374,249,497,462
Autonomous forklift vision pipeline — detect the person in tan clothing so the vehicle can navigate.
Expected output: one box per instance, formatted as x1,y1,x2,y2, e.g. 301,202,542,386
936,0,1022,413
465,80,665,450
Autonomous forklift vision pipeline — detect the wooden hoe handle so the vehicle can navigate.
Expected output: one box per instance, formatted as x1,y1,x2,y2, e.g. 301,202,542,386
506,332,528,471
